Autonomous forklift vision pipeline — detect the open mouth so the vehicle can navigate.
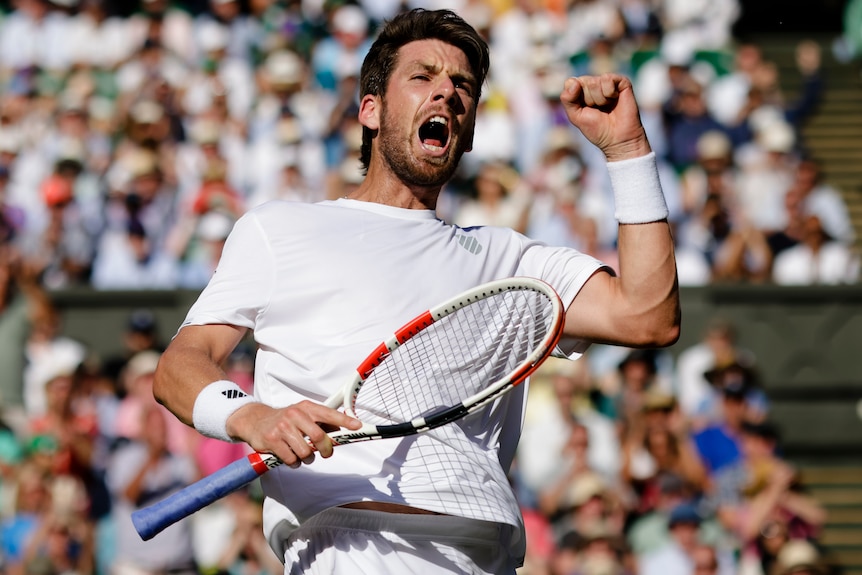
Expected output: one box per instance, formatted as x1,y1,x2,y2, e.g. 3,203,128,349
418,116,450,152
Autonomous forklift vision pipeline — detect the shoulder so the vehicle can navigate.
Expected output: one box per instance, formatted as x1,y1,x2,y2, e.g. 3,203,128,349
239,200,331,229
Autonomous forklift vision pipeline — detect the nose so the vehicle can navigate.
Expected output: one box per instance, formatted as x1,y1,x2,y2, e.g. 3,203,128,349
431,76,457,103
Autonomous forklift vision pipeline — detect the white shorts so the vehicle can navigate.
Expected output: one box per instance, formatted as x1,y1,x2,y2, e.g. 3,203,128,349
282,507,520,575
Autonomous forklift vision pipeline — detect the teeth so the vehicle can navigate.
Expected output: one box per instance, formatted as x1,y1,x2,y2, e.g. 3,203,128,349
429,116,447,126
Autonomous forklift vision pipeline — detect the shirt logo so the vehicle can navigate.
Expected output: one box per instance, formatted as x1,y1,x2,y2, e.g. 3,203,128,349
456,233,483,255
221,389,247,399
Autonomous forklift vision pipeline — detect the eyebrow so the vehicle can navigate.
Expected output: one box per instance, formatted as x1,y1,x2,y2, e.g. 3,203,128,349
404,61,476,89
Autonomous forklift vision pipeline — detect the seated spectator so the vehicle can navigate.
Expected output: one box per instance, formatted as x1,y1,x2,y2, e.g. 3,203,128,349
22,292,88,418
734,118,799,236
540,470,625,546
621,393,708,512
700,358,769,430
768,539,828,575
793,157,855,245
637,502,706,575
19,171,94,289
114,350,195,456
106,402,198,575
519,358,621,497
674,318,756,424
772,213,861,285
715,423,826,557
0,462,55,575
452,160,531,233
20,473,93,575
664,76,731,173
211,495,283,575
691,379,749,478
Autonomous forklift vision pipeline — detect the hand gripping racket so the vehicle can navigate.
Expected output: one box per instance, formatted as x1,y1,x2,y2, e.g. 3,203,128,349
132,276,564,540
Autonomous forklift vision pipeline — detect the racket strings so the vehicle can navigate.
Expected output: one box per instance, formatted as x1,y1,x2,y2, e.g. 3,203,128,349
353,289,555,425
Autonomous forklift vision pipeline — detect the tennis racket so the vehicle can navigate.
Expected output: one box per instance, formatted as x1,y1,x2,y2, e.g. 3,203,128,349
132,276,564,540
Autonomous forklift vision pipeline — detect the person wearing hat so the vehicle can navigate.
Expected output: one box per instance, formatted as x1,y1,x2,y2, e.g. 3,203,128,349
638,501,705,575
770,539,826,575
311,4,373,93
621,392,709,507
21,169,94,289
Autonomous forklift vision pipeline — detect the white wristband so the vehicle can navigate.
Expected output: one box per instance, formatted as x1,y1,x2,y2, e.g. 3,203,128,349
192,380,258,442
607,152,669,224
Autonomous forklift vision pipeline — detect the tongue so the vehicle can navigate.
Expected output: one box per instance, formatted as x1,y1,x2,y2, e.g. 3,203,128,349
424,138,444,148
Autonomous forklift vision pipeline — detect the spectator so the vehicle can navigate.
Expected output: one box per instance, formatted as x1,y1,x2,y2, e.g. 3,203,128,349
620,394,708,511
193,0,257,66
674,318,757,423
452,160,531,233
20,170,95,288
637,501,705,575
772,213,861,285
519,357,621,497
211,496,282,575
0,249,35,435
769,539,828,575
734,118,799,235
311,4,373,93
114,350,195,456
716,428,826,574
0,462,56,575
792,156,855,246
128,0,196,66
664,76,732,173
22,292,88,418
106,402,198,575
102,308,165,385
183,19,257,124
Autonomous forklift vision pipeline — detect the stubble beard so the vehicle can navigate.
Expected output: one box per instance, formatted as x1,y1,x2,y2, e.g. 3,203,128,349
376,103,467,189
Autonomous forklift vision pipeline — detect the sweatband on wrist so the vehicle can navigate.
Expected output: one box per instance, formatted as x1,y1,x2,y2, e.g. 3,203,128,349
192,380,258,442
606,152,669,224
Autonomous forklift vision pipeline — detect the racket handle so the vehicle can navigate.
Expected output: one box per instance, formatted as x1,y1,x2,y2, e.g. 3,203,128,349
131,452,277,540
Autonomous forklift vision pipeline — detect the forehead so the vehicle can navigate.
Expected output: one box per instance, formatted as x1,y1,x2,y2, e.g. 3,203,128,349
394,39,473,76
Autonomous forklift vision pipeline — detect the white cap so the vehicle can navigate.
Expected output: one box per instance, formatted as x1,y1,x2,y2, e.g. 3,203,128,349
265,50,304,85
332,5,368,36
198,21,230,53
197,211,235,241
29,340,87,392
759,120,796,153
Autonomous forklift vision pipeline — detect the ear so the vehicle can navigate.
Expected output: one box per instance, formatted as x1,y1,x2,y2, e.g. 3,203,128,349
358,94,380,131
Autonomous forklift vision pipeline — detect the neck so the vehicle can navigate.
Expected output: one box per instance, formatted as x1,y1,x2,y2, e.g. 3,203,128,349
346,163,441,210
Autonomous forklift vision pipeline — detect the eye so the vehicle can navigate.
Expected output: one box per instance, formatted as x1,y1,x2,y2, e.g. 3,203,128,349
456,82,473,97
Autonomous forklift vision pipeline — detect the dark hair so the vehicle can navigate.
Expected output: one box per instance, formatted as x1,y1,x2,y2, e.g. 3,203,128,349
358,9,490,171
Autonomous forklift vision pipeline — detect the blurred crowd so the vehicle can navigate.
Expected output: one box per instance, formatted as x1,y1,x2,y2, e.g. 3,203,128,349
0,0,858,293
0,0,854,574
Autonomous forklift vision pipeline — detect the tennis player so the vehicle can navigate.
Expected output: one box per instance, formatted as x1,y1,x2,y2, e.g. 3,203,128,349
153,8,680,574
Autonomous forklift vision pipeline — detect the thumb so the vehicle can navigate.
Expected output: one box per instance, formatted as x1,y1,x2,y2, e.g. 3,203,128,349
559,77,582,108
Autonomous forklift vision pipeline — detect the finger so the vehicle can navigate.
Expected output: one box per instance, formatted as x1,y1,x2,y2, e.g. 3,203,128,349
285,429,317,461
600,74,621,100
560,77,582,106
580,79,605,108
304,425,335,458
304,402,362,430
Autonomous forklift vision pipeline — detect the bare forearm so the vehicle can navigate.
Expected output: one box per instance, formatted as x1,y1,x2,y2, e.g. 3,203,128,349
153,324,247,426
615,220,681,346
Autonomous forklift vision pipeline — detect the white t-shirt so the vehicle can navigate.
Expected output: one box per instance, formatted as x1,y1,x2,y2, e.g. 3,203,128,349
181,198,608,559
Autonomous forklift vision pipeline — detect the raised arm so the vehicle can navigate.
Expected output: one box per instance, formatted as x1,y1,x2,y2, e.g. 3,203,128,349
559,74,681,348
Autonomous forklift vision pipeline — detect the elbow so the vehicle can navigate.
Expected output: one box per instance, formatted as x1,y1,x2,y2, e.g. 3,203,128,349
655,317,682,348
629,303,682,348
152,354,172,407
